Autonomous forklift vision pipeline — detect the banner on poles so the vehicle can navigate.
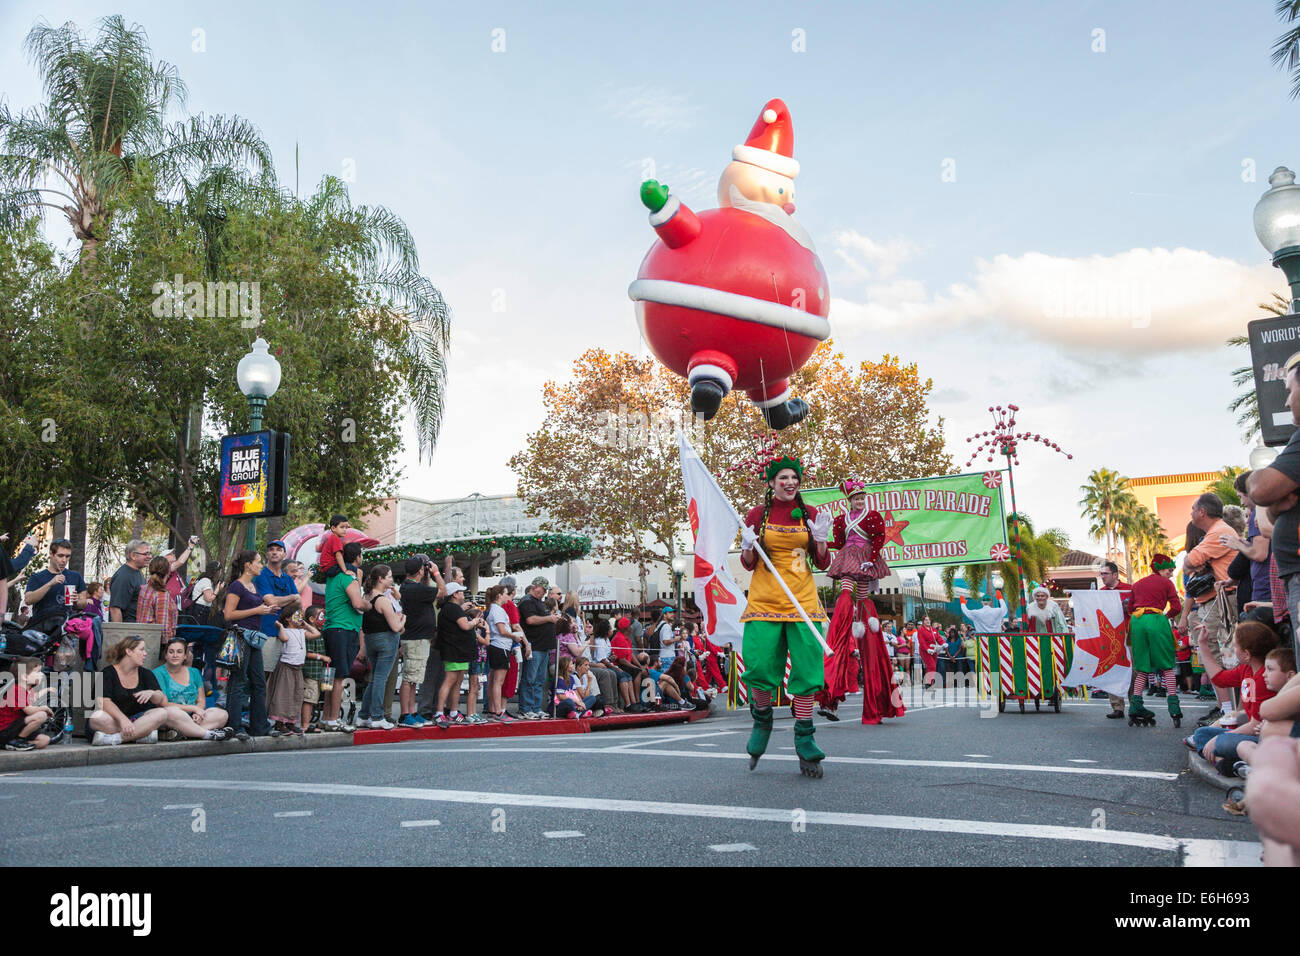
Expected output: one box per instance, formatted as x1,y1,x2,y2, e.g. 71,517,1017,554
800,471,1009,570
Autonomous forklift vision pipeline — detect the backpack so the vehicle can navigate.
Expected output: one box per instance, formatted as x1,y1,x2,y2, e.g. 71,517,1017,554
207,585,228,629
180,579,198,612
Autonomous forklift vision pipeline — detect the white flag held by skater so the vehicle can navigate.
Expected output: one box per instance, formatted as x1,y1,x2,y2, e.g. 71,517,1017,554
678,431,747,651
1060,589,1132,697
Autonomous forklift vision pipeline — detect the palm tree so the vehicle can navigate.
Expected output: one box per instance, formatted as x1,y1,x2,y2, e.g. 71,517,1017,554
0,15,270,570
1227,294,1286,442
1274,1,1300,99
1078,468,1132,559
939,514,1066,615
295,175,451,460
0,15,270,260
1123,506,1171,578
941,563,991,603
1205,466,1245,508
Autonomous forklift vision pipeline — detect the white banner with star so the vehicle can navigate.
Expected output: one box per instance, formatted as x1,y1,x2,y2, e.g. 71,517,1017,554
1061,589,1132,697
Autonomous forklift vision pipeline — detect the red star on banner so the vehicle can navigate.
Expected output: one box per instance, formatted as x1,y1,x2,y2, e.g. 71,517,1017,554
693,555,737,636
1076,609,1129,677
882,511,909,547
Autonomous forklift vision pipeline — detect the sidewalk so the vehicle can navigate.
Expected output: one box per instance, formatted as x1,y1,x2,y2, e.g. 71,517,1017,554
1,705,717,772
0,731,352,773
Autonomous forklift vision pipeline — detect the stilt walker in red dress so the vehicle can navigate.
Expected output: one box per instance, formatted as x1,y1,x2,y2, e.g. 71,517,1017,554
815,480,904,724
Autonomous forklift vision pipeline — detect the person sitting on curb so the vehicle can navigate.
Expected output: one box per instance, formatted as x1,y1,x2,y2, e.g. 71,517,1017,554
0,657,54,751
1227,648,1298,775
1184,621,1279,774
88,637,234,746
152,636,231,739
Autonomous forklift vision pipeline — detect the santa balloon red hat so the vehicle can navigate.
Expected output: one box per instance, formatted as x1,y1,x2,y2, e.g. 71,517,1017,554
731,98,800,181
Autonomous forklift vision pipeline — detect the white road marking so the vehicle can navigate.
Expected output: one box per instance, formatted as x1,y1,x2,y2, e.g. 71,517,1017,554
164,804,202,810
274,810,313,818
868,750,892,754
341,746,1179,781
709,843,757,852
1182,839,1262,866
400,819,441,828
1068,759,1097,764
602,730,738,752
544,830,584,839
963,754,990,758
695,743,717,747
69,798,106,804
8,775,1251,865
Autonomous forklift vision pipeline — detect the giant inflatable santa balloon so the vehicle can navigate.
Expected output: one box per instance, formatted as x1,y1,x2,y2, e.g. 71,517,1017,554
628,98,831,429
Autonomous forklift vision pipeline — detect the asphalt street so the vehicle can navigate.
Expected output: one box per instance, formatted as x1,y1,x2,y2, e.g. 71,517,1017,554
0,687,1260,866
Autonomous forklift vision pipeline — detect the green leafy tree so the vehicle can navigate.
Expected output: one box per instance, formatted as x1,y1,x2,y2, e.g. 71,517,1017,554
940,514,1065,615
1078,467,1135,559
0,14,270,570
1274,1,1300,99
1205,466,1245,508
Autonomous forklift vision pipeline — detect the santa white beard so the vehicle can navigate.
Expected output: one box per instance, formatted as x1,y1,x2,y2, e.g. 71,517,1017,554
1026,602,1058,626
727,185,816,252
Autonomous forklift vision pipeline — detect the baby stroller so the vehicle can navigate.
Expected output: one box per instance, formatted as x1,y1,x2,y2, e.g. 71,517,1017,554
0,621,72,745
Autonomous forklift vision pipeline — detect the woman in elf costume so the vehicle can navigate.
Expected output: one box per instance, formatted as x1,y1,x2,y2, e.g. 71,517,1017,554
815,480,905,725
739,454,832,778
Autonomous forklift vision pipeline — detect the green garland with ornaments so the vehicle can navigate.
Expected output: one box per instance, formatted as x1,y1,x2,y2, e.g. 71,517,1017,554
361,531,592,574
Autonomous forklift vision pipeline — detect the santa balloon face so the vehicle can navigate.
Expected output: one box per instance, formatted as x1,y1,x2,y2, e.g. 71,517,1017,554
718,161,795,213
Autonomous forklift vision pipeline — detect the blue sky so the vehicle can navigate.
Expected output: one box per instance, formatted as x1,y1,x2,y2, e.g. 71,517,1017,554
3,0,1295,554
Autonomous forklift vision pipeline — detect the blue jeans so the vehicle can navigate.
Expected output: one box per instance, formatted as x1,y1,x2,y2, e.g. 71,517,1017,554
226,640,268,736
519,651,549,713
1190,725,1258,762
360,631,400,721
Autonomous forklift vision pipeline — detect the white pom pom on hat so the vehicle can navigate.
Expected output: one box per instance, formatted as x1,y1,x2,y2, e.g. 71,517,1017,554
732,98,799,180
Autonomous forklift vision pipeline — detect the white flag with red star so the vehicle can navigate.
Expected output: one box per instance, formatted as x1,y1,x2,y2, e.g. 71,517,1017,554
678,432,747,650
1061,589,1131,697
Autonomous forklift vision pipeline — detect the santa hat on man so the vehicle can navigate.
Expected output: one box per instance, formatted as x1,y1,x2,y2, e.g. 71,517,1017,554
731,98,800,183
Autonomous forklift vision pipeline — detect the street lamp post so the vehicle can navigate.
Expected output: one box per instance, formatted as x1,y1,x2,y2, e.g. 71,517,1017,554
236,337,281,553
916,569,927,620
672,554,689,614
1254,166,1300,313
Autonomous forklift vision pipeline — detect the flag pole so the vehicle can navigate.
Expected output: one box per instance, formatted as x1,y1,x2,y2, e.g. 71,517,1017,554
678,432,833,657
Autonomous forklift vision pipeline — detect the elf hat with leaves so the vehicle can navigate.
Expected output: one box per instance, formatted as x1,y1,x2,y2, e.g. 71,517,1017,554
764,454,804,482
1151,554,1175,571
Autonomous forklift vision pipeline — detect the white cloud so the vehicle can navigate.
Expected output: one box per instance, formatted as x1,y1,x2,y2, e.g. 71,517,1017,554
830,243,1280,353
602,85,700,132
832,229,919,280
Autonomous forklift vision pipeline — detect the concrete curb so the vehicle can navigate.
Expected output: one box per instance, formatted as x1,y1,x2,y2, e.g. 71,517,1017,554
1186,750,1240,793
0,732,352,774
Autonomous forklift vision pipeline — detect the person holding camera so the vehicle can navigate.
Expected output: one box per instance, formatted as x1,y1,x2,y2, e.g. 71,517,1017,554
432,583,484,727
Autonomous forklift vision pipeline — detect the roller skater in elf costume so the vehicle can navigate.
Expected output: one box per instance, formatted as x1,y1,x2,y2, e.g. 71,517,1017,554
815,480,905,724
739,455,832,778
1126,554,1184,727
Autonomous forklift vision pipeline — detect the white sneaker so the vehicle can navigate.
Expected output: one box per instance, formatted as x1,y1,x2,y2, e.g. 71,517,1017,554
141,730,159,744
91,731,122,747
371,718,395,730
354,717,373,729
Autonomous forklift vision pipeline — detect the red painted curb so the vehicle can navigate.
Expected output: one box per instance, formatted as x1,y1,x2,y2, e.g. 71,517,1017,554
352,708,707,746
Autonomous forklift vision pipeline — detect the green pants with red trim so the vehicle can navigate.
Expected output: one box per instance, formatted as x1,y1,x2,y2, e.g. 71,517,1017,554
1130,613,1176,674
741,620,826,697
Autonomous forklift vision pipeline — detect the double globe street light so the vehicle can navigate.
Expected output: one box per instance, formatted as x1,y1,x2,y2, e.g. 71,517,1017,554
235,337,282,551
